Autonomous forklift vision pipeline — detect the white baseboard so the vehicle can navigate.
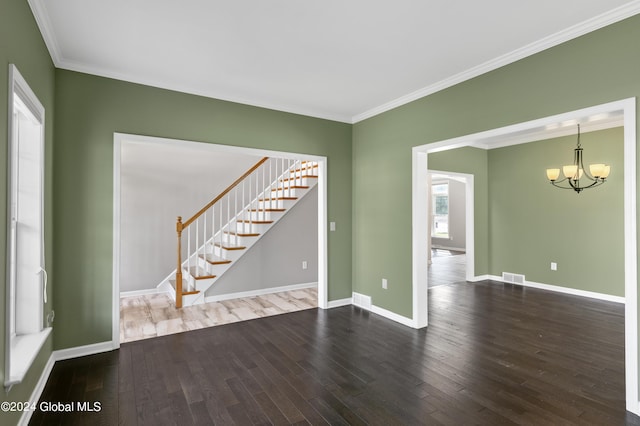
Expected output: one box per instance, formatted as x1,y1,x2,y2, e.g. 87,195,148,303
19,340,114,426
204,282,317,303
468,274,491,282
327,297,353,308
487,275,625,304
120,288,160,298
54,341,116,361
370,304,417,328
19,353,56,426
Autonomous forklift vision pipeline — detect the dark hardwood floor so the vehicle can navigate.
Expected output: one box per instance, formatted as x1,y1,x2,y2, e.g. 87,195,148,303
30,281,640,425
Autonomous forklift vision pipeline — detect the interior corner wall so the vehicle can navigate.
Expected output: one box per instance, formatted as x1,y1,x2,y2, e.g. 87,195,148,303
0,1,56,422
352,14,640,319
53,70,352,350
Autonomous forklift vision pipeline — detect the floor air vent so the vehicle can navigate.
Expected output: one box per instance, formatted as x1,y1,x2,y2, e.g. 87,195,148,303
352,292,372,310
502,272,525,285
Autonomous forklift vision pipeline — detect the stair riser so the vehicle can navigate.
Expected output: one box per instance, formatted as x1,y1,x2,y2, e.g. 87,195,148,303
280,177,317,186
244,211,283,222
196,258,233,275
222,234,258,246
233,222,271,234
258,199,296,209
264,189,308,204
213,246,244,261
288,169,318,179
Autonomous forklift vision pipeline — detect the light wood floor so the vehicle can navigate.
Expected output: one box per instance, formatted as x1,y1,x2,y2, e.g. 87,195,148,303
120,287,317,343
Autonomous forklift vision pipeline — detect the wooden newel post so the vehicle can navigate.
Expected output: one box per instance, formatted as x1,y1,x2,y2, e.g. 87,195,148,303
176,216,183,308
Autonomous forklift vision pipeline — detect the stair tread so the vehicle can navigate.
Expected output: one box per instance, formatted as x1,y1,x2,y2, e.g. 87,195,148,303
272,185,309,190
237,219,274,224
214,242,246,250
290,164,319,173
224,231,260,237
199,254,232,265
249,208,286,212
188,266,217,280
258,197,297,201
280,175,318,182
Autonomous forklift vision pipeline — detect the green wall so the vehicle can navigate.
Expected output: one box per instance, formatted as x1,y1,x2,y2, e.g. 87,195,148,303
488,128,624,295
53,70,352,349
353,14,640,318
0,1,56,424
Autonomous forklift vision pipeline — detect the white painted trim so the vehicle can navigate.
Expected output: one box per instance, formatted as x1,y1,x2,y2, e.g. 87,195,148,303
327,298,352,308
412,97,638,415
112,138,121,350
486,275,626,304
29,0,640,124
18,341,114,426
26,1,63,70
18,353,55,426
204,282,317,303
412,150,429,328
54,341,116,361
622,99,638,415
120,288,159,298
370,304,417,328
352,1,640,123
112,133,329,346
317,159,329,310
6,64,48,388
468,274,491,283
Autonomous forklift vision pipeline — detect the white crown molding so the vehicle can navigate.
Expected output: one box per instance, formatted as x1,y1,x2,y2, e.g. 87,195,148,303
28,0,640,125
27,0,63,66
352,1,640,124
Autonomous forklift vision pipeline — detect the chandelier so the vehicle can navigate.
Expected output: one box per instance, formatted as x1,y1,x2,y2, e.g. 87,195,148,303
545,124,610,193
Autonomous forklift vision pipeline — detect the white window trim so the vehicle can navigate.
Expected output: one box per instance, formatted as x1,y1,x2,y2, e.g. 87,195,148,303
5,64,51,388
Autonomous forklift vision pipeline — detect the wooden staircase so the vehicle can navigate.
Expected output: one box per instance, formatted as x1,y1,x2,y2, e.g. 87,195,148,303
157,158,318,307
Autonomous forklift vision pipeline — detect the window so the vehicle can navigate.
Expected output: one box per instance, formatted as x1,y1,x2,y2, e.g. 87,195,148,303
5,64,50,387
431,182,449,239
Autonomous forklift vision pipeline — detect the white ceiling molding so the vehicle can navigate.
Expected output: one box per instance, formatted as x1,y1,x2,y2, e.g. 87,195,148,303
27,1,640,125
352,0,640,123
27,0,63,65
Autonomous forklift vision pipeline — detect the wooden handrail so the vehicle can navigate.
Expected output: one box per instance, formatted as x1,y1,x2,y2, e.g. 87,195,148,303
180,157,269,230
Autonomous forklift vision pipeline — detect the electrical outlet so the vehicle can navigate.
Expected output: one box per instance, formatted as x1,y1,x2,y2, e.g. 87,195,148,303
382,278,388,289
551,262,557,271
302,261,308,270
47,310,55,325
330,222,336,231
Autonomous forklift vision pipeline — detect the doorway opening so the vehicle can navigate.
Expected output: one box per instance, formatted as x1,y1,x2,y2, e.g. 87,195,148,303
427,171,474,288
113,133,328,344
412,98,637,413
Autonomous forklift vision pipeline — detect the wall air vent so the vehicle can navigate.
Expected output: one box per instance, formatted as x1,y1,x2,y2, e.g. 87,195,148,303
502,272,525,285
352,292,372,310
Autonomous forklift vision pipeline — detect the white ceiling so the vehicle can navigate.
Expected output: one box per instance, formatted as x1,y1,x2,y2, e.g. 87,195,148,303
29,0,640,123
